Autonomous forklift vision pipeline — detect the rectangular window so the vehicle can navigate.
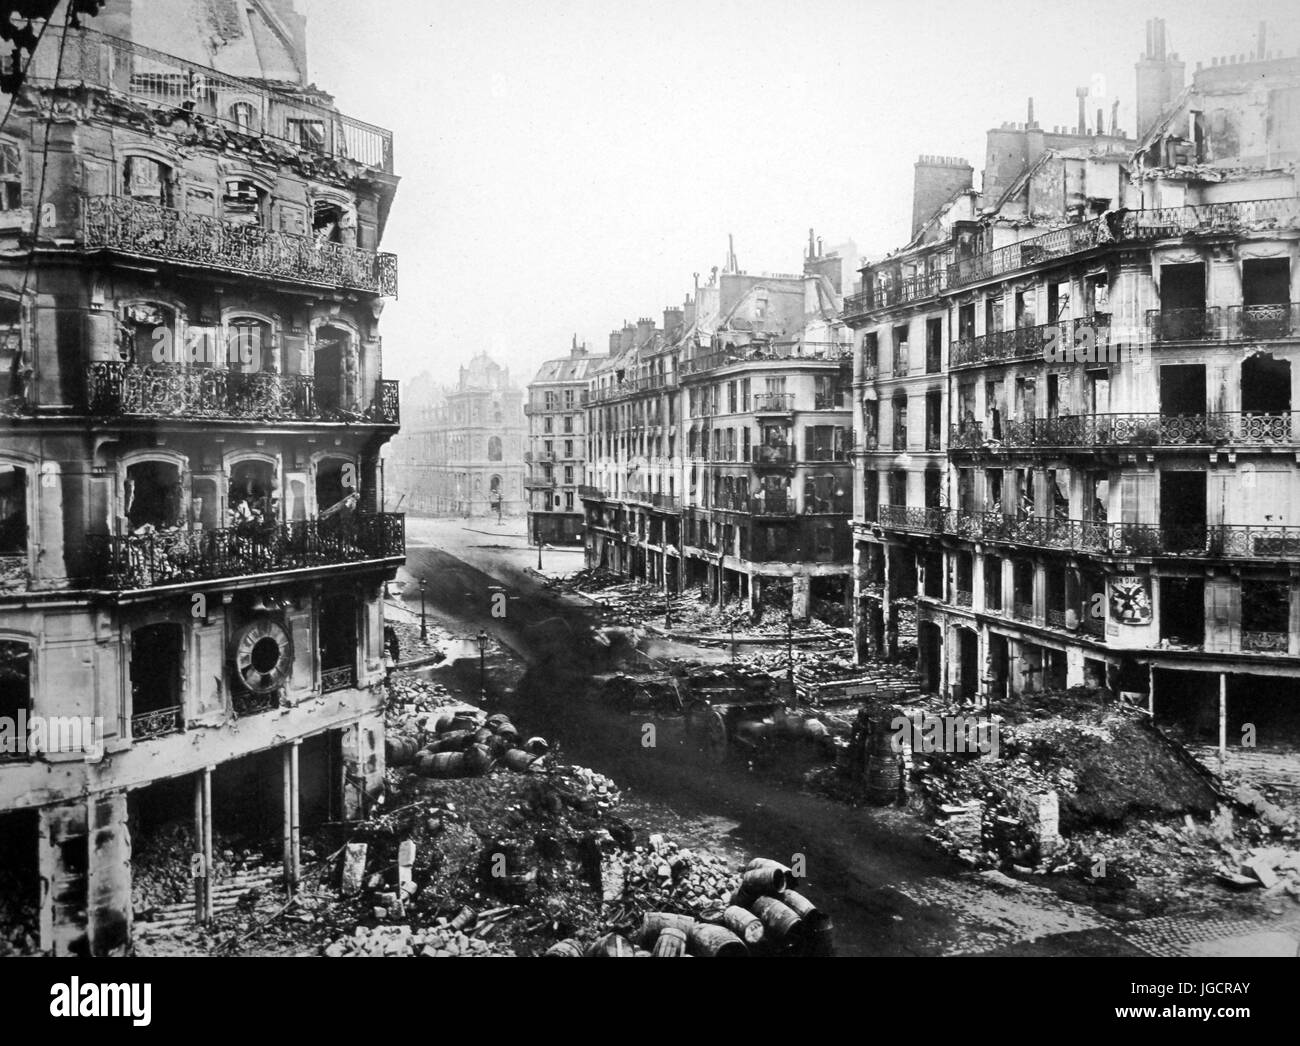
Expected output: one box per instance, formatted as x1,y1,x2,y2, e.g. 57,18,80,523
565,492,574,511
0,141,21,211
564,465,574,484
564,440,574,458
563,415,573,433
564,389,575,409
544,416,553,433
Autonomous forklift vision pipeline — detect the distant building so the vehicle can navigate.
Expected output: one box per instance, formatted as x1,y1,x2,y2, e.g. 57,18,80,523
582,235,857,619
525,339,605,544
389,354,526,517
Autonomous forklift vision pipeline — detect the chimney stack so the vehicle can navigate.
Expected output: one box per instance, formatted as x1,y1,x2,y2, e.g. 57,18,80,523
910,154,974,237
1076,86,1088,134
1027,96,1035,127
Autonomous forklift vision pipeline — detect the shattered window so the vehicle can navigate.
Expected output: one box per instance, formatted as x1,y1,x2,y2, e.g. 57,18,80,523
223,179,267,226
0,141,20,211
123,156,173,208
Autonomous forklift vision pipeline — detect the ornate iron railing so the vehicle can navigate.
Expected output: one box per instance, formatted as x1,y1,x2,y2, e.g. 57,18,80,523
1228,303,1300,340
1148,303,1300,342
946,199,1300,289
1013,601,1035,621
1082,613,1105,638
651,493,682,513
131,705,182,741
751,495,795,516
843,271,948,318
34,28,393,172
86,363,399,424
321,665,354,693
950,319,1068,368
233,689,279,718
753,393,795,412
1241,630,1288,652
878,505,945,532
578,485,607,500
954,589,973,607
1147,307,1220,342
91,513,405,590
1045,608,1068,629
83,196,399,296
751,444,795,464
952,412,1296,450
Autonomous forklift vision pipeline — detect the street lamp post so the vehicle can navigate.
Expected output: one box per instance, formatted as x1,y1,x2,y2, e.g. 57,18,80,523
419,578,428,642
477,629,489,704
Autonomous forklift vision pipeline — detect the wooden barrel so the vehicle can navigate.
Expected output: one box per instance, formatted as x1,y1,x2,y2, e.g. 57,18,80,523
637,911,697,947
501,749,538,773
472,727,493,745
485,713,511,730
491,719,519,739
422,752,467,778
686,923,748,958
486,735,512,759
865,720,903,804
427,710,457,733
385,735,419,766
777,889,828,931
722,905,765,946
751,896,804,943
428,729,474,753
448,714,480,733
461,743,492,775
544,939,584,957
746,857,797,887
651,926,688,957
740,865,786,897
585,932,635,957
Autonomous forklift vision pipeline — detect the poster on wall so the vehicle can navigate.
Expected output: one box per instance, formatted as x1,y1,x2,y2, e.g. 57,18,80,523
1109,575,1152,625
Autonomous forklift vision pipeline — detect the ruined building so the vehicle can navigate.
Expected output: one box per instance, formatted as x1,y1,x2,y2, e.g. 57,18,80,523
847,20,1300,753
387,353,525,518
525,338,604,545
0,2,401,954
582,236,856,619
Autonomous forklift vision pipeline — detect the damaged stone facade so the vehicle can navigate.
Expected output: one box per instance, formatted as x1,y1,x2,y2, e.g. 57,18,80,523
848,21,1300,752
581,239,857,619
524,340,606,545
387,354,526,518
0,3,400,955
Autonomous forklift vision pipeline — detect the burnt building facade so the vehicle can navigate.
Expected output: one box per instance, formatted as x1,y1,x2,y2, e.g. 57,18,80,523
0,2,401,955
847,22,1300,755
583,238,857,619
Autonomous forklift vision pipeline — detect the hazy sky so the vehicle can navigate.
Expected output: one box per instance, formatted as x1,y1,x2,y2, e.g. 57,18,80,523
299,0,1298,386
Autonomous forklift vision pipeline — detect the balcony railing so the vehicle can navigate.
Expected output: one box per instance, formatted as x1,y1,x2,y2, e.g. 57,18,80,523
651,493,682,513
1082,613,1105,638
578,485,608,500
1241,630,1288,652
233,689,279,718
954,589,973,608
878,505,945,532
751,444,795,465
682,342,851,378
83,196,399,297
843,271,948,318
753,393,795,412
951,411,1297,450
131,705,182,741
35,28,393,172
946,199,1300,290
91,513,405,591
950,319,1085,369
321,665,355,693
87,363,399,424
751,495,795,516
1148,303,1300,342
1013,601,1035,622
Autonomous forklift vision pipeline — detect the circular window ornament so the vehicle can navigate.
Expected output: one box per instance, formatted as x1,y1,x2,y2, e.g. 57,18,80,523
231,618,292,694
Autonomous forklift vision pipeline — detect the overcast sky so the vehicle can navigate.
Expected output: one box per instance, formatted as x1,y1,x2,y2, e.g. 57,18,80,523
298,0,1298,386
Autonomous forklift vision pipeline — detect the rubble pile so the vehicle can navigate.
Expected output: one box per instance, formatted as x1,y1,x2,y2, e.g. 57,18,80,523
387,620,449,666
322,923,513,957
130,822,272,913
610,835,739,919
0,869,37,957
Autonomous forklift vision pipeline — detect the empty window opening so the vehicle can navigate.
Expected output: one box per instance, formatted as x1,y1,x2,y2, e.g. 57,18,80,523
1160,471,1207,551
125,460,182,532
1241,579,1289,644
320,593,357,691
123,156,173,208
925,318,942,373
1241,354,1291,415
118,303,173,365
130,622,183,734
223,179,267,226
0,464,26,556
984,557,1003,611
1158,263,1207,337
1160,577,1205,647
230,460,276,526
1159,363,1206,415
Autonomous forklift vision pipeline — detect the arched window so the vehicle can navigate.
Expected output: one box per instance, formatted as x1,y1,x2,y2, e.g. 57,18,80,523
227,317,272,372
125,460,182,532
487,436,503,461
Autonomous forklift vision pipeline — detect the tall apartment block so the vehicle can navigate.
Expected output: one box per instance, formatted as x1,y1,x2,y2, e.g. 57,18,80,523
582,238,857,619
0,4,401,954
525,338,604,545
847,22,1300,751
387,354,525,519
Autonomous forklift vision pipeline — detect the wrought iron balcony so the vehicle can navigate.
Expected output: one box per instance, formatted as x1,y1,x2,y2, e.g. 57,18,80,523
1148,303,1300,342
83,196,399,296
321,665,355,693
578,485,608,500
87,363,399,425
950,319,1069,368
1147,307,1220,342
1242,630,1288,653
750,444,795,465
233,689,279,718
843,271,947,318
954,589,973,607
946,198,1300,290
35,28,393,173
753,393,795,413
91,513,405,591
1081,613,1105,639
1229,303,1300,340
878,505,945,532
751,495,796,516
131,705,182,741
952,411,1297,450
651,493,682,513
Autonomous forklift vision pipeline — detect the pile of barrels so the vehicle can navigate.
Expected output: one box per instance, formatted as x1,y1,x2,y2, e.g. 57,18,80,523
544,857,833,957
386,711,550,779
